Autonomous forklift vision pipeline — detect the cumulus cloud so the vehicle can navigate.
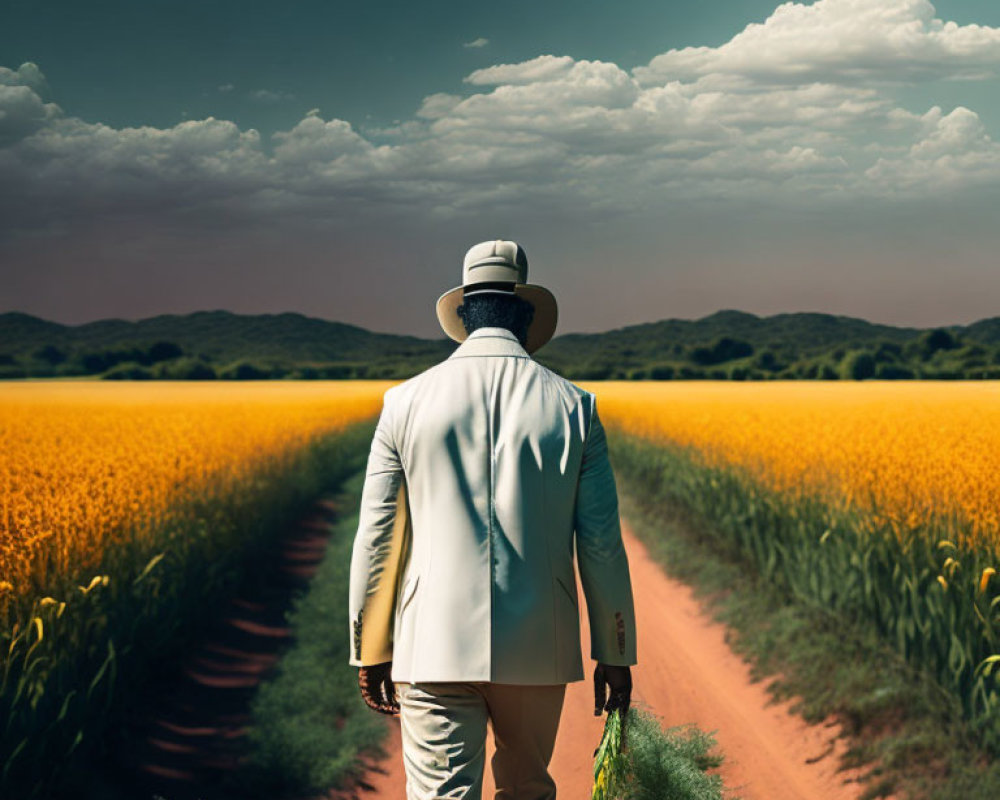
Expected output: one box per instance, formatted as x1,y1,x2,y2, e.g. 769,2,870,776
866,106,1000,192
0,62,49,94
416,93,463,120
634,0,1000,85
463,37,489,49
465,55,575,85
3,0,1000,240
273,116,374,166
0,63,62,148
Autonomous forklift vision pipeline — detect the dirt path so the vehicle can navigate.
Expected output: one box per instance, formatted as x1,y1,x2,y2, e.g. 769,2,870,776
340,516,867,800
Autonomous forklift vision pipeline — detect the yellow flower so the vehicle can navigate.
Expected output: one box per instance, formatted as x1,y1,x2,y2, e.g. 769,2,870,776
0,382,389,622
585,382,1000,548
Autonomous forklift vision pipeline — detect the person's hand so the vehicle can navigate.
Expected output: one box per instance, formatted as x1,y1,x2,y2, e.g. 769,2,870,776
594,663,632,752
358,661,399,715
594,663,631,718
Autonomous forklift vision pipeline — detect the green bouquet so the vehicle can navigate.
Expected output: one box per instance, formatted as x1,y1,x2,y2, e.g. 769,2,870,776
592,708,629,800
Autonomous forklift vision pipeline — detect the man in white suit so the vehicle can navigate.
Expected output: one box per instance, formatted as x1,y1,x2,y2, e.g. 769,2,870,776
348,240,637,799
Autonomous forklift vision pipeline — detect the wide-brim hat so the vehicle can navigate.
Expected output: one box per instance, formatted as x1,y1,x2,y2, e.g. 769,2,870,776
435,240,558,354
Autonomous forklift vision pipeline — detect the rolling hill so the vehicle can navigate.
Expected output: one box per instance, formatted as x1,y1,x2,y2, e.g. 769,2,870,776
1,308,996,380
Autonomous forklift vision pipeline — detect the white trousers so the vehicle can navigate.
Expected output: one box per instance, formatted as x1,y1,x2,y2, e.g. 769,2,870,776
397,682,566,800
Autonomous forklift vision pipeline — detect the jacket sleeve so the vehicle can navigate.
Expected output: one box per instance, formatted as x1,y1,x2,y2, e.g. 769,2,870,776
574,396,637,666
348,388,411,667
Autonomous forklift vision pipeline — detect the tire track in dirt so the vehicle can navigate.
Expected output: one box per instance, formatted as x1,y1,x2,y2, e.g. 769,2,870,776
101,497,343,800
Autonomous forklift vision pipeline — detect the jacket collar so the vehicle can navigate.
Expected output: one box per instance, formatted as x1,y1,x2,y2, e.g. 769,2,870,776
447,327,531,360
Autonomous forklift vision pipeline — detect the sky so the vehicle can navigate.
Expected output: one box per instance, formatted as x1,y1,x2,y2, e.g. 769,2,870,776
3,0,1000,337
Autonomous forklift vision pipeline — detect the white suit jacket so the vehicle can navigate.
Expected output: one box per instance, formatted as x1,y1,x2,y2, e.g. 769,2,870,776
348,326,637,684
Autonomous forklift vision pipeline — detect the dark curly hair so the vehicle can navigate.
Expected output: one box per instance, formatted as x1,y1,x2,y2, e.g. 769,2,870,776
455,291,535,347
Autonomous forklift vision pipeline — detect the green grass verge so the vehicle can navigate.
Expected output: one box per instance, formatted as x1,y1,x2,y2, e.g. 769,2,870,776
609,432,1000,800
234,468,390,797
1,418,376,799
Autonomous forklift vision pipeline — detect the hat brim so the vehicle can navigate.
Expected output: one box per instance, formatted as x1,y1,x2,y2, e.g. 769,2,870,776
436,284,558,354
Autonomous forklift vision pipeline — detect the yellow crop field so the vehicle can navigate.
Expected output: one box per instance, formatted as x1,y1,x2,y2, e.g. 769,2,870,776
584,381,1000,543
590,380,1000,739
0,381,390,615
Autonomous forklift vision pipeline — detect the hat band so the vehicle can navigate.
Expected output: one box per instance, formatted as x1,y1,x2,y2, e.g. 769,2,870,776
463,281,516,296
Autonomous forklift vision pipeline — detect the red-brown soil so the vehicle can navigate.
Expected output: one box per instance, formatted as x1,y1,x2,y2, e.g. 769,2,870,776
331,517,868,800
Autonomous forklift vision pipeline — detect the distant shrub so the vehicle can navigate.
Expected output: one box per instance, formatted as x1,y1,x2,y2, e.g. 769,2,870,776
650,365,675,380
146,341,184,363
101,363,153,380
0,365,27,379
574,364,614,380
153,357,217,380
690,336,754,366
845,351,876,380
220,361,269,380
363,364,402,379
875,364,914,380
873,341,902,363
923,368,962,380
33,344,67,365
54,362,90,378
918,328,960,359
320,365,354,379
81,347,146,373
752,350,783,372
677,366,705,379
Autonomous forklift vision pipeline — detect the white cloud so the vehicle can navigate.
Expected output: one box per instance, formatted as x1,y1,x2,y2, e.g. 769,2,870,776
865,106,1000,192
416,93,463,120
3,0,1000,239
463,37,489,49
634,0,1000,86
465,55,575,85
0,62,49,94
218,83,235,93
0,84,61,147
273,116,374,166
